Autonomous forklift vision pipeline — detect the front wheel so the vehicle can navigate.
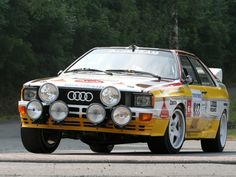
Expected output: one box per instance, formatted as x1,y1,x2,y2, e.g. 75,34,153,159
89,144,114,153
201,112,227,152
21,128,61,153
148,108,186,154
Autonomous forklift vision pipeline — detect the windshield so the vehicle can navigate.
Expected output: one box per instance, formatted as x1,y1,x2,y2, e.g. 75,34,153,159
66,49,178,79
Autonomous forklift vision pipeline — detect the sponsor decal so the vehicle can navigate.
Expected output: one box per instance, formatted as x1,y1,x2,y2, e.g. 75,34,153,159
160,98,169,119
64,83,105,89
186,100,192,117
192,92,201,99
169,99,177,105
144,81,182,92
201,101,207,115
127,85,135,88
108,49,160,55
40,80,47,83
193,102,201,117
191,90,202,117
74,79,103,83
210,101,217,112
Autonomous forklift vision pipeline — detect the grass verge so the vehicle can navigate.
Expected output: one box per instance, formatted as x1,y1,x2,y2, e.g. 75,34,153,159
228,129,236,140
228,87,236,140
229,87,236,127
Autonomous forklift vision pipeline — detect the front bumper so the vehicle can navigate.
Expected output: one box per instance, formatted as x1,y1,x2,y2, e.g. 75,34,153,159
19,101,169,137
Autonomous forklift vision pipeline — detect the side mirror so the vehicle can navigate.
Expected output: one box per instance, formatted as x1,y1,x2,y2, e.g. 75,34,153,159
57,70,63,76
184,75,193,85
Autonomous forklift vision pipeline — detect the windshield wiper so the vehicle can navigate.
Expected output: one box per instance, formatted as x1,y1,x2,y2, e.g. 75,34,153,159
66,68,113,75
106,69,161,80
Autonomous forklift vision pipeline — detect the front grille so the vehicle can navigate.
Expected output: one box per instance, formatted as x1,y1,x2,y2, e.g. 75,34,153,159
58,88,101,105
58,88,132,105
61,119,143,131
56,117,152,132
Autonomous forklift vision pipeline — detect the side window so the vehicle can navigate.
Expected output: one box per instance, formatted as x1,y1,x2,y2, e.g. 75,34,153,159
189,57,215,86
179,55,199,85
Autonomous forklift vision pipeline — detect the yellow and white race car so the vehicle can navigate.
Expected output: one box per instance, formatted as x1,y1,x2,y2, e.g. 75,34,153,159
18,46,229,154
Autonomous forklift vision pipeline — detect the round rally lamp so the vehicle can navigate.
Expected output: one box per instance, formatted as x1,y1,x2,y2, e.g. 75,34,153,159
86,103,106,125
26,100,43,121
38,83,59,104
111,105,132,127
49,100,68,122
100,86,121,107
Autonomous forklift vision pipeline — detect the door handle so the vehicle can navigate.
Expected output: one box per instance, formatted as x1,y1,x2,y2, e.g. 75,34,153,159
201,91,207,94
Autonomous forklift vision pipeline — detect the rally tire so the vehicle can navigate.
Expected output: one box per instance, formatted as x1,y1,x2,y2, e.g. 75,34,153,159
148,108,186,154
89,144,114,153
21,128,61,153
201,112,227,152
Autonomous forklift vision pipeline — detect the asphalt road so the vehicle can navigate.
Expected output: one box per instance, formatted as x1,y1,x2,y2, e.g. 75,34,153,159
0,119,236,177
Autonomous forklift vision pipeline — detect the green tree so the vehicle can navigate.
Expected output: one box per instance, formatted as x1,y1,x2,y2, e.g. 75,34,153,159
0,0,235,115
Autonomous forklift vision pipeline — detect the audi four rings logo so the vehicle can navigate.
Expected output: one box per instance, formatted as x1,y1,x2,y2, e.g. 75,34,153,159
67,91,93,102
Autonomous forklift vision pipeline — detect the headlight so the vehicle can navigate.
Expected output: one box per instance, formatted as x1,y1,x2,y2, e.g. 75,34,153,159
111,105,132,127
86,103,106,125
23,88,37,101
100,86,121,107
26,100,43,121
134,94,153,107
38,83,59,104
49,100,68,122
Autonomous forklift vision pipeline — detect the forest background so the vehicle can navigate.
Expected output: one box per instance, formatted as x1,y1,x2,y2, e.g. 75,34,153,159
0,0,235,124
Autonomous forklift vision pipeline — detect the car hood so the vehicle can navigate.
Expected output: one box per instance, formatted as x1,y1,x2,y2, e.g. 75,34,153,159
24,73,181,93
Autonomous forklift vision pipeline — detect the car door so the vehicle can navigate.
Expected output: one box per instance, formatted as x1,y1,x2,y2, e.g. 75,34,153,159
188,57,228,137
179,55,209,132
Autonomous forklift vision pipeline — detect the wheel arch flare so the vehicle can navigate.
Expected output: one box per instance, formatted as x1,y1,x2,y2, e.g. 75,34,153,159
150,84,191,121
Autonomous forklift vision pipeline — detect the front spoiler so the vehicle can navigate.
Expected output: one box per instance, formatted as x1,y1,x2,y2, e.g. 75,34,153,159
20,116,169,137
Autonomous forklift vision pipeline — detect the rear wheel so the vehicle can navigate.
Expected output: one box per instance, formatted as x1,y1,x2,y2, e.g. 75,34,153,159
89,144,114,153
148,108,186,154
201,112,227,152
21,128,61,153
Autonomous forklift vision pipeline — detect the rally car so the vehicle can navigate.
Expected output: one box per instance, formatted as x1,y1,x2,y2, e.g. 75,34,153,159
18,45,229,154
